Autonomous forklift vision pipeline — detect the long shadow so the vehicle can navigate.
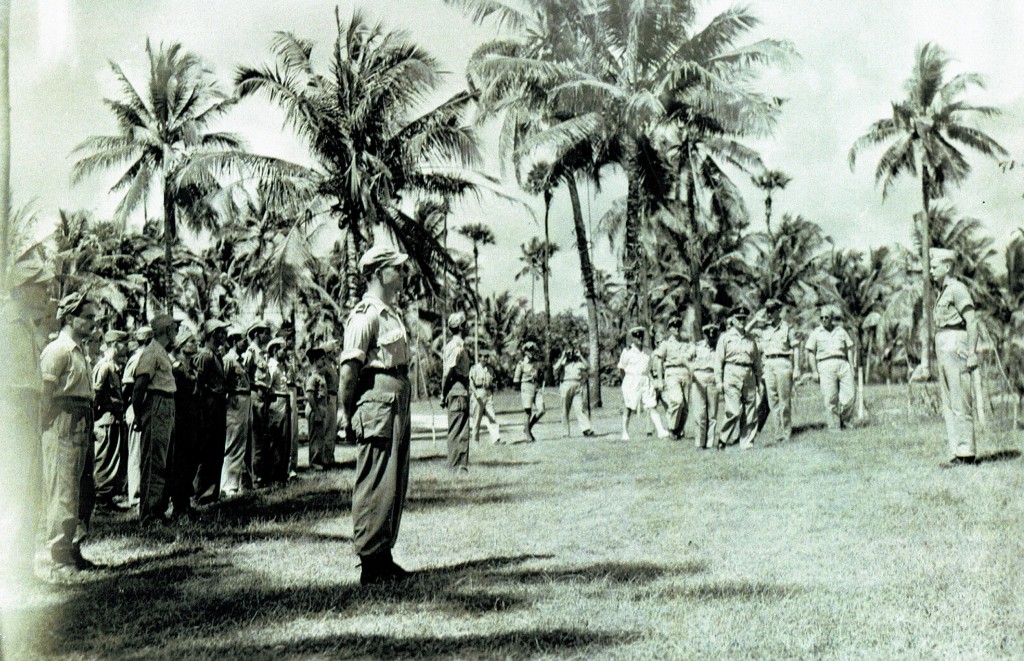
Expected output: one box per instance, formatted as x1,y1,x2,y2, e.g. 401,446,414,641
792,422,827,434
976,449,1021,464
472,460,541,467
475,560,707,586
650,580,804,601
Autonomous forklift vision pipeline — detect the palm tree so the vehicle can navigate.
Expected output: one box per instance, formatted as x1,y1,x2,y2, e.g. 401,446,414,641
849,42,1006,376
515,236,558,312
236,10,486,308
456,222,495,360
71,40,256,309
745,214,833,311
753,169,792,238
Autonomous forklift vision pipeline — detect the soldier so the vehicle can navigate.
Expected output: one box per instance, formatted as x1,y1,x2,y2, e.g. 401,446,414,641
265,336,293,484
512,341,543,442
193,319,230,504
339,245,413,586
716,306,762,449
244,321,272,486
652,318,695,440
553,346,594,437
758,299,800,443
221,327,252,496
806,305,855,430
321,339,340,466
39,292,99,574
618,327,670,441
1,249,54,584
133,313,181,534
92,329,129,511
690,322,721,450
469,352,501,444
122,325,152,507
442,311,471,472
930,248,979,465
170,328,201,520
305,345,330,471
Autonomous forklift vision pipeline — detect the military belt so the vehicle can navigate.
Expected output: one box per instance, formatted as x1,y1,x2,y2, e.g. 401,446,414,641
726,362,752,368
765,354,792,359
936,324,966,332
364,366,408,378
817,355,846,362
53,395,93,411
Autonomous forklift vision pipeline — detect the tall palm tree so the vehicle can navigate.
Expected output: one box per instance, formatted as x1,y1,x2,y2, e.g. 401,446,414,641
849,42,1006,376
753,169,792,238
515,236,558,312
71,40,257,309
456,222,495,361
745,214,833,310
236,10,486,307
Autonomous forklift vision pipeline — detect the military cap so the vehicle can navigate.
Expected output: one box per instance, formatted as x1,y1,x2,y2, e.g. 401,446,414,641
306,345,326,361
266,337,286,351
701,321,719,333
358,244,408,275
764,298,783,311
930,248,956,265
226,326,244,340
522,340,538,352
203,319,231,336
149,313,181,334
135,326,153,342
667,318,682,330
56,291,89,320
247,321,270,338
729,305,750,318
447,311,467,330
628,325,646,336
819,305,840,319
103,329,128,344
174,328,195,350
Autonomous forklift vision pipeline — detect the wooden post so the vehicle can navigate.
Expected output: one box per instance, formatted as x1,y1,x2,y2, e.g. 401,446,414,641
857,366,865,419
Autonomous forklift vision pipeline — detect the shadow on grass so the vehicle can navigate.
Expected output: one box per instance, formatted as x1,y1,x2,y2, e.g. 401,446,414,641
976,449,1021,464
793,422,827,434
476,560,707,586
472,459,542,467
646,580,804,602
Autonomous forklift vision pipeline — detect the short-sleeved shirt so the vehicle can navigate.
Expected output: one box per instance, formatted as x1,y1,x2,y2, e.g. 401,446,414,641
194,347,226,396
758,321,799,358
469,363,493,390
92,356,125,414
560,359,588,382
267,358,291,395
716,328,760,370
323,363,338,399
243,344,269,390
691,340,718,372
40,328,94,399
122,348,143,386
652,336,695,370
805,326,854,361
223,348,250,394
443,335,470,396
513,357,539,384
305,371,327,403
135,340,177,394
934,276,974,330
340,294,410,369
617,346,652,376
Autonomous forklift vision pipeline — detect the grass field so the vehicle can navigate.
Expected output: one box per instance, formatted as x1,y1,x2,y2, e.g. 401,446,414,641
4,384,1024,660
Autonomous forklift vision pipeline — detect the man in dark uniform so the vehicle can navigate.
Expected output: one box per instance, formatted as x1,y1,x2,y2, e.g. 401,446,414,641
442,311,471,472
339,245,413,586
305,345,330,471
92,329,129,510
170,328,200,520
193,319,229,504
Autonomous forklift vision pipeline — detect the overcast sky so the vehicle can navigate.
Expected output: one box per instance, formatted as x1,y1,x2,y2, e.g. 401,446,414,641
10,0,1024,313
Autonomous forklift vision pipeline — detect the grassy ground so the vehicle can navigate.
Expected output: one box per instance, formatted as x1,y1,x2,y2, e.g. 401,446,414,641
4,384,1024,660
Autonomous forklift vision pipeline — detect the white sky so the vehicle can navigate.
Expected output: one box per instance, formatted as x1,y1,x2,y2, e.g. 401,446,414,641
10,0,1024,313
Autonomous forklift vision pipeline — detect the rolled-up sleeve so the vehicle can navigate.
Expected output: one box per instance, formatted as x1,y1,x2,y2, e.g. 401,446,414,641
341,311,375,364
40,343,69,384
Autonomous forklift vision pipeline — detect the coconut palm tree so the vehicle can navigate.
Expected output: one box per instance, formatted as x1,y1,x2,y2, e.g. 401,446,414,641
456,222,495,360
753,169,792,238
515,236,558,313
848,42,1007,376
71,40,260,309
745,214,834,311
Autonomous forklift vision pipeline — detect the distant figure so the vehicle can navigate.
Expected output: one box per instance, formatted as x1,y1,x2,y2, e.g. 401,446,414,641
554,346,594,437
691,322,721,450
652,318,695,440
716,306,762,449
757,299,800,443
92,329,129,511
618,326,669,441
244,322,272,486
930,247,979,466
469,353,501,444
265,337,293,484
221,327,252,496
122,325,152,507
806,305,855,430
442,312,471,471
193,319,230,504
170,328,201,520
513,341,543,442
305,345,330,470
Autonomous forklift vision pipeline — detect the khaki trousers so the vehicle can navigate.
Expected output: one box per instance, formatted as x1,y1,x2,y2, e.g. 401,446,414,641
690,370,719,449
762,357,794,442
42,400,93,562
936,329,975,459
817,358,854,430
470,388,500,443
661,366,691,437
221,393,251,493
446,392,470,469
560,380,592,434
352,373,411,557
721,364,758,448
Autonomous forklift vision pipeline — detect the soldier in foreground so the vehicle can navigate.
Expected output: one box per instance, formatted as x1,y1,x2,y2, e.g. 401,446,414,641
442,311,471,472
716,306,762,449
553,346,594,437
806,305,855,430
691,322,721,450
930,248,980,466
339,245,413,586
758,299,800,443
512,341,543,442
652,318,694,440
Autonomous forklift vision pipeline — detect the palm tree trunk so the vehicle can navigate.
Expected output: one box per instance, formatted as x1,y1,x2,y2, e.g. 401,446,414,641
764,193,773,239
542,190,552,379
473,244,480,363
918,173,934,378
685,177,702,339
567,178,602,408
0,0,9,278
162,188,175,312
623,145,642,317
345,224,360,310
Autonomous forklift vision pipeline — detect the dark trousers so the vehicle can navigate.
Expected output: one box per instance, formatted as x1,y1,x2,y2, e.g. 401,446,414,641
139,394,175,524
171,395,200,512
194,395,227,502
266,396,291,483
93,411,127,501
446,393,469,469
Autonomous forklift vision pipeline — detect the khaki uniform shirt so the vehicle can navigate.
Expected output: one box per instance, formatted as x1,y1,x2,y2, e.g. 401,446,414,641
223,348,250,393
469,363,493,390
341,294,410,369
805,326,854,362
243,344,269,391
0,300,42,395
267,357,291,396
513,357,539,384
934,277,974,330
40,328,94,399
758,321,799,358
92,356,125,415
691,340,718,373
560,360,588,382
135,340,177,394
652,336,695,370
716,328,761,381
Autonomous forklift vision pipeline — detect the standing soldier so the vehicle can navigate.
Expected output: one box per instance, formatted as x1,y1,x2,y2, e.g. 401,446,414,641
553,346,594,437
339,245,413,586
193,319,229,504
244,321,271,486
92,329,129,511
305,345,330,471
39,292,99,574
652,318,695,440
618,327,670,441
690,322,721,450
170,329,201,520
133,313,180,534
1,250,54,584
122,325,152,508
321,340,340,466
265,336,293,484
806,305,856,430
758,299,800,444
930,248,979,465
442,312,471,472
716,306,762,449
221,327,251,496
469,352,501,444
512,341,543,443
